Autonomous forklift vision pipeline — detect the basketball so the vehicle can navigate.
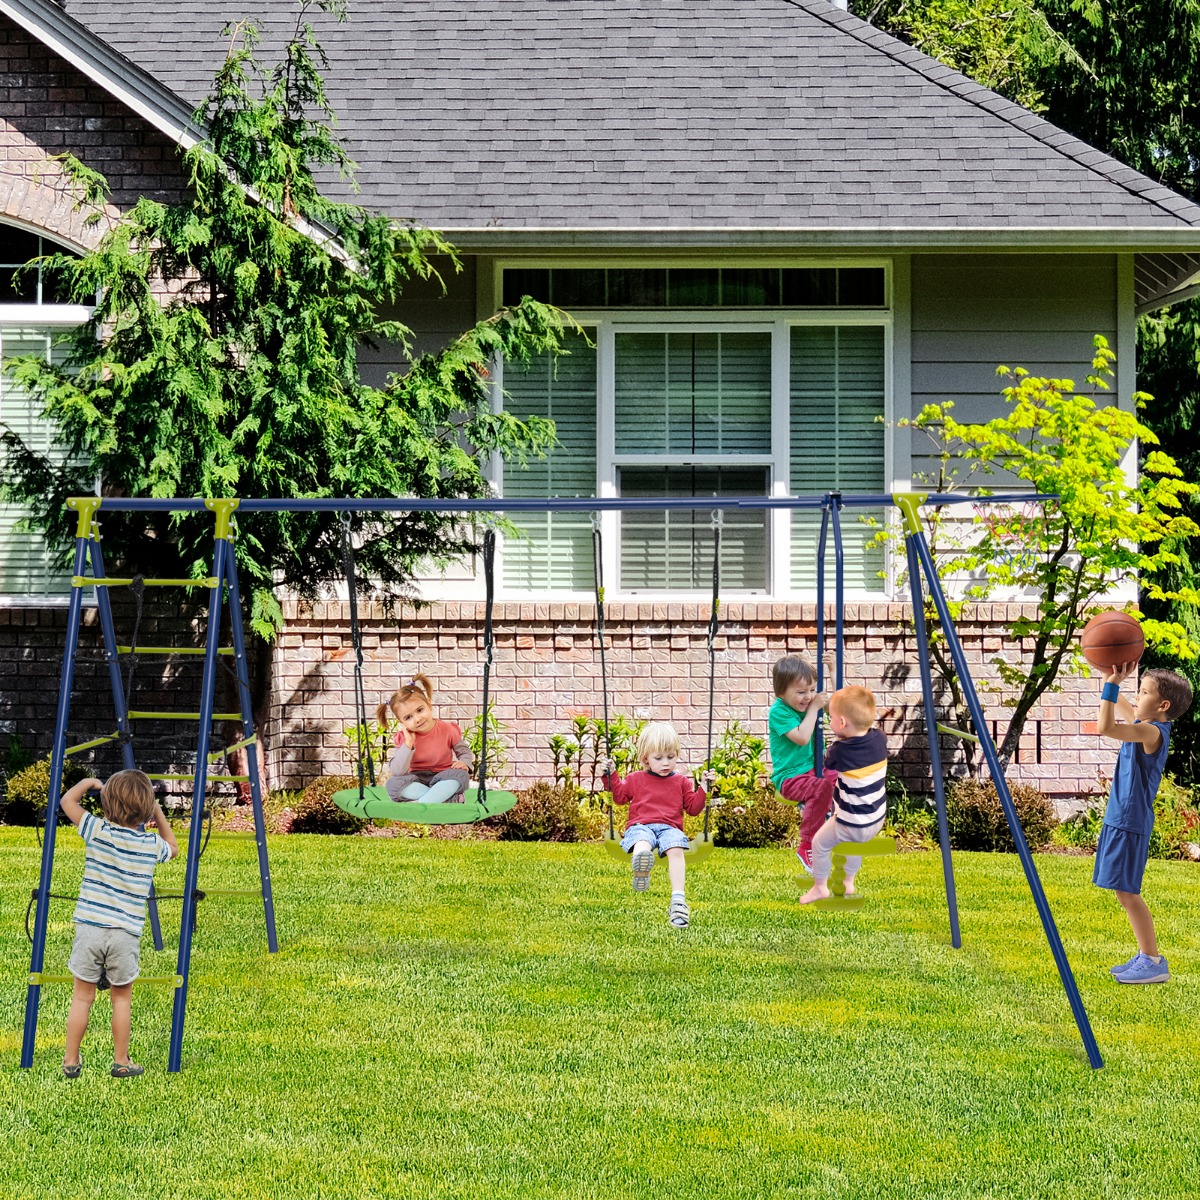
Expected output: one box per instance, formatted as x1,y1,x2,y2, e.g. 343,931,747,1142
1079,610,1144,670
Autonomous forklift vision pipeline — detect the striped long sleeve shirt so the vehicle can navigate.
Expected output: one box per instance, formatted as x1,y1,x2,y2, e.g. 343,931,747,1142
824,728,888,829
74,812,173,937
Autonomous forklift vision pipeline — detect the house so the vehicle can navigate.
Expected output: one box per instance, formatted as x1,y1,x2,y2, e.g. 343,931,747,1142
2,0,1199,797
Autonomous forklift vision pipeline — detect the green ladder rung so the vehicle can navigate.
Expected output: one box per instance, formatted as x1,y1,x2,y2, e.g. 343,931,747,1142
30,972,183,988
73,576,218,589
144,773,249,783
210,733,257,763
202,889,261,897
65,732,122,755
937,722,980,744
117,646,236,656
126,711,244,722
180,831,259,840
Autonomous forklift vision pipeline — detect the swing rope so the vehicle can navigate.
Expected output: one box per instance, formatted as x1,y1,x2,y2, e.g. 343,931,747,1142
702,512,722,842
478,529,497,812
592,516,615,840
340,513,375,800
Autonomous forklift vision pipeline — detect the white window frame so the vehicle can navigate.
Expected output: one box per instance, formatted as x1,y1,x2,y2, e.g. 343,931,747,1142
490,259,894,602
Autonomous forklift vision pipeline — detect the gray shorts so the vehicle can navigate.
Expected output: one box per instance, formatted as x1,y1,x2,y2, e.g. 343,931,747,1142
68,923,141,988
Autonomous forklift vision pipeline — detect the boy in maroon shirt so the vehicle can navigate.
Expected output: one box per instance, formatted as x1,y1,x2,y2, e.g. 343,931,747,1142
604,722,715,929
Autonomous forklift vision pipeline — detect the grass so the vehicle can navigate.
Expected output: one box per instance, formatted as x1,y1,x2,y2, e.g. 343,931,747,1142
3,828,1200,1200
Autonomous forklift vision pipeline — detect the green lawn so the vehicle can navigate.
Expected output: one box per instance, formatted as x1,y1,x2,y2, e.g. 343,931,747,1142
3,828,1199,1200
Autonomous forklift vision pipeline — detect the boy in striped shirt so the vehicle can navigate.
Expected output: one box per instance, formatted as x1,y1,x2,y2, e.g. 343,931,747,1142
800,686,888,905
59,769,178,1078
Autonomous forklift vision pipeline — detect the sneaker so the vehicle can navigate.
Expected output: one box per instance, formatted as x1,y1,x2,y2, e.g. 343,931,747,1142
1114,953,1169,985
1109,952,1140,977
631,848,653,892
795,841,813,875
668,897,690,928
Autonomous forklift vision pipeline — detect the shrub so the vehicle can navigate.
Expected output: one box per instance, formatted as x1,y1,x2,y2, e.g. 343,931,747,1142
1050,801,1103,853
945,778,1055,852
492,782,590,842
1149,774,1200,861
1,756,90,826
884,773,937,849
714,791,797,849
291,775,367,835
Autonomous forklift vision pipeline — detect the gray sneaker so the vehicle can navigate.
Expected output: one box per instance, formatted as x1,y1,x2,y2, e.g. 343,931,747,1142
668,896,690,928
631,848,653,892
1114,953,1169,984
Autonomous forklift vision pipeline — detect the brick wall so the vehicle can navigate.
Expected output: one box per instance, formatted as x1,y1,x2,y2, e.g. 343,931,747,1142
267,600,1112,800
1,15,187,245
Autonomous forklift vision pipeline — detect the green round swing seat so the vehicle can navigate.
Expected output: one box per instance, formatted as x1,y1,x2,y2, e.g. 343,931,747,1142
331,785,519,825
601,829,715,863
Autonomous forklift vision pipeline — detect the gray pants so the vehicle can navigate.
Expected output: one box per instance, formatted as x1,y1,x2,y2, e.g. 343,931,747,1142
812,814,886,881
385,768,470,801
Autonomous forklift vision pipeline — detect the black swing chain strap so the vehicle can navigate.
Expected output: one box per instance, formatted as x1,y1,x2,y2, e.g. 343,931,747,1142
703,513,722,842
592,516,615,840
339,513,374,799
478,530,497,812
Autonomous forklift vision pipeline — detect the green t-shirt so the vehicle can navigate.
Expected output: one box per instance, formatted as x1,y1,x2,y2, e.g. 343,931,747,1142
769,697,814,790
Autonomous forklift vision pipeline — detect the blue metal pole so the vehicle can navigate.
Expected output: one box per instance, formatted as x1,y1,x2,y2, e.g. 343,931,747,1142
830,492,844,691
21,503,97,1067
902,530,961,949
89,535,163,952
814,499,831,776
910,529,1104,1069
167,506,233,1072
221,545,278,953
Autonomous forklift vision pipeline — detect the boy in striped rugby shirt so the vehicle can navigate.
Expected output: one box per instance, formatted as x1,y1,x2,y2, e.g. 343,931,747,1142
59,769,178,1078
799,686,888,905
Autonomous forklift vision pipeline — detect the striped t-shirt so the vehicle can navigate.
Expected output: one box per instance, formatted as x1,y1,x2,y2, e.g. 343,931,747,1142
824,728,889,829
74,812,173,936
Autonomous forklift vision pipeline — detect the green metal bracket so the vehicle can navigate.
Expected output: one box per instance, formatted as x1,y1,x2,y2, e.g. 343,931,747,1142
205,498,240,542
66,496,102,540
937,722,980,745
892,492,928,537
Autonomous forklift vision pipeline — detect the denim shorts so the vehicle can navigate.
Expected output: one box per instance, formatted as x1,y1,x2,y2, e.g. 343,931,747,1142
620,822,691,856
68,922,141,987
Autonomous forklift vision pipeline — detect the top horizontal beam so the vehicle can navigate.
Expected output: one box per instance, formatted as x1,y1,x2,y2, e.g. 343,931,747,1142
70,493,1056,516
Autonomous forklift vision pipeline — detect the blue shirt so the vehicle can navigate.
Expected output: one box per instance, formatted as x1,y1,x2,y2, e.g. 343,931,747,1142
1104,721,1170,838
74,812,173,936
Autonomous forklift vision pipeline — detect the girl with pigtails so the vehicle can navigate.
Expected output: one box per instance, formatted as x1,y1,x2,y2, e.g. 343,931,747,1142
379,674,475,804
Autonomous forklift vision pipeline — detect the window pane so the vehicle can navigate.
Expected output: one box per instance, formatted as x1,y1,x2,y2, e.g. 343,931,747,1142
619,465,768,591
722,269,780,307
552,269,605,308
782,268,837,306
838,268,885,307
614,331,771,455
667,269,720,307
607,269,666,307
0,327,72,597
789,325,886,590
501,329,597,590
502,268,550,306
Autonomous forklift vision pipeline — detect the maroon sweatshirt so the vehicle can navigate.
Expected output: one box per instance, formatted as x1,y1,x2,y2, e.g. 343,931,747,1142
603,770,708,832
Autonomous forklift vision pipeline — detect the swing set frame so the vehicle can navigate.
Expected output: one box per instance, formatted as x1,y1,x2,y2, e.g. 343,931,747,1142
19,490,1103,1073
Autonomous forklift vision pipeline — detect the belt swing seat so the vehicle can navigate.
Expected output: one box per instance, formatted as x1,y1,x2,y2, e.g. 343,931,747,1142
332,521,518,824
595,513,719,865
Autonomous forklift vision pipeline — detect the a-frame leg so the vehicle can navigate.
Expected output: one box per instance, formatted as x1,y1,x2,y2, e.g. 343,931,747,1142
21,499,100,1068
907,518,1104,1070
221,546,278,952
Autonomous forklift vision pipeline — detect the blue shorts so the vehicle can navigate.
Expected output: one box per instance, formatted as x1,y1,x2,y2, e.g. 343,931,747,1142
1092,824,1150,894
621,823,691,856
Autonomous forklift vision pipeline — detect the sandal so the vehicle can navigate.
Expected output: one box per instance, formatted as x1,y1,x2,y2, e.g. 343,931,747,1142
668,897,691,928
631,848,653,892
63,1058,83,1079
111,1062,144,1078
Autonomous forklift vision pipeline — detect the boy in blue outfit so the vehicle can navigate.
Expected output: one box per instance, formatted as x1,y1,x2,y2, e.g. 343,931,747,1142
1094,662,1192,985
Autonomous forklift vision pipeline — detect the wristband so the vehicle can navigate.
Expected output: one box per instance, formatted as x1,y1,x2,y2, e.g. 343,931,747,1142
1101,682,1121,704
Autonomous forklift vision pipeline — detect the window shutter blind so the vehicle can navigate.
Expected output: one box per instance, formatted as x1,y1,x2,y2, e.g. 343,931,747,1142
789,326,887,590
0,328,72,599
614,332,771,456
501,331,597,590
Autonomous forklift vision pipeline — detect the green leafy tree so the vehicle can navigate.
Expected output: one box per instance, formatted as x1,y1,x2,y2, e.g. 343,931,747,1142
893,336,1199,774
0,3,574,769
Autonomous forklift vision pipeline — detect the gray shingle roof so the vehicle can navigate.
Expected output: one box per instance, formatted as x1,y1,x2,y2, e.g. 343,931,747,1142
41,0,1200,232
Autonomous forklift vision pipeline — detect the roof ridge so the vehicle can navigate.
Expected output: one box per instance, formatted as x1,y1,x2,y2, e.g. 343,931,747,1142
780,0,1200,228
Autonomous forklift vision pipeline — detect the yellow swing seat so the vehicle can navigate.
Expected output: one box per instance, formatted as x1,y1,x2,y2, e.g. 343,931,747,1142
808,835,895,910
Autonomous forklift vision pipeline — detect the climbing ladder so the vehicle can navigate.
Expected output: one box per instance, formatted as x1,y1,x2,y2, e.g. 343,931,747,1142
21,497,278,1074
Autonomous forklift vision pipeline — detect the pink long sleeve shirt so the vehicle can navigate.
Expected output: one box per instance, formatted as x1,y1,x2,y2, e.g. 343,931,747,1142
603,770,708,832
